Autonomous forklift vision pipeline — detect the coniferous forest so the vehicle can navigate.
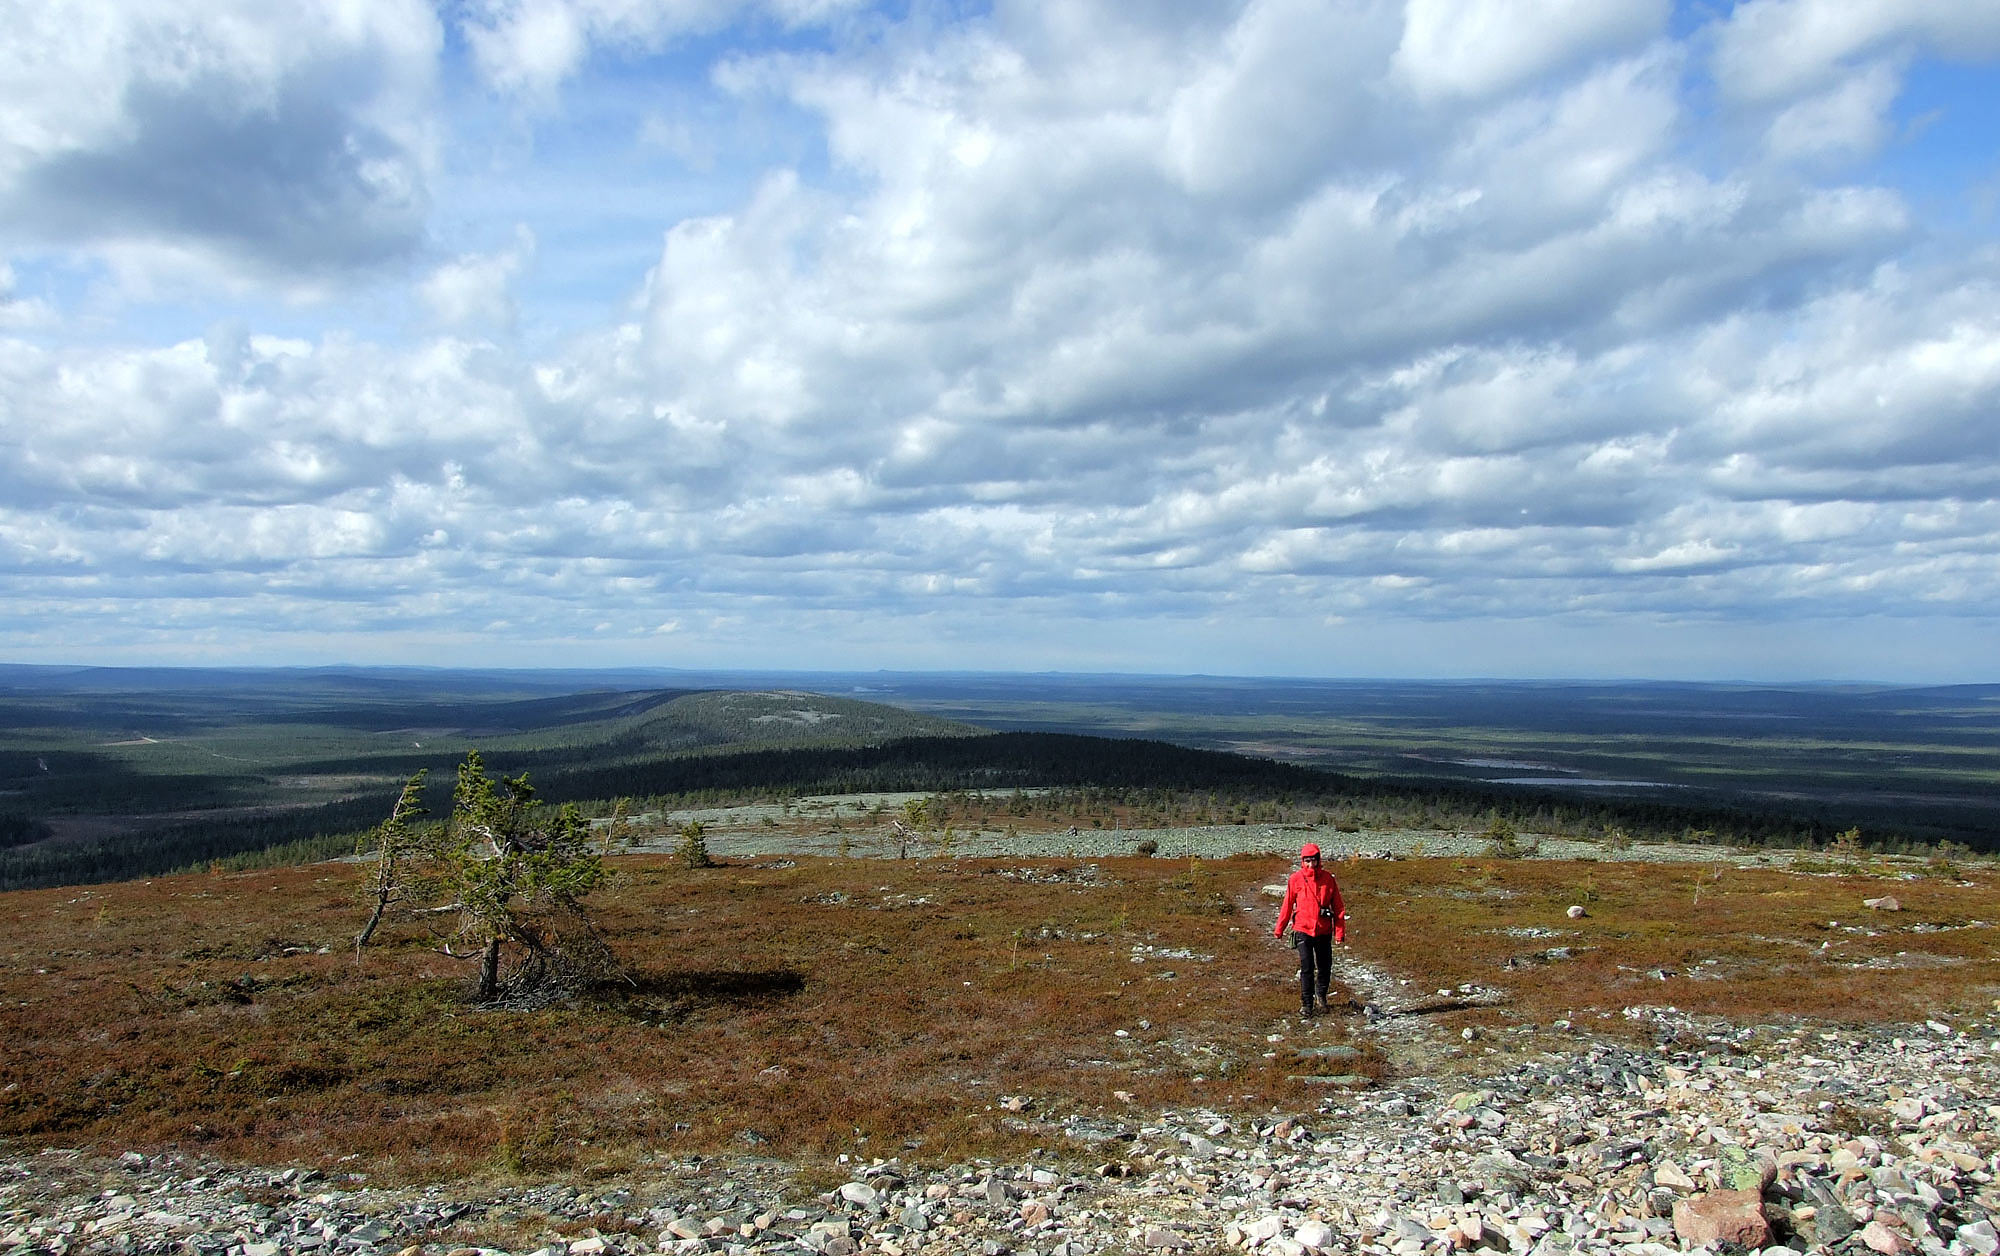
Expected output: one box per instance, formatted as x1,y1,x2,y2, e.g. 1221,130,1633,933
1,666,1994,891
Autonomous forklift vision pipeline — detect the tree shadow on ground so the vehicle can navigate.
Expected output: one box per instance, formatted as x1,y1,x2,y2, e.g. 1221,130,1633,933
592,968,806,1023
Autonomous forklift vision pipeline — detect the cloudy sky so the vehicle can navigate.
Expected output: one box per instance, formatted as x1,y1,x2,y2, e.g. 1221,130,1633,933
2,0,1998,682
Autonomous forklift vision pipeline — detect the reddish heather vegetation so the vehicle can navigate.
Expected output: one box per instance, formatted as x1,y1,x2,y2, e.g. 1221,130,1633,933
2,853,1995,1185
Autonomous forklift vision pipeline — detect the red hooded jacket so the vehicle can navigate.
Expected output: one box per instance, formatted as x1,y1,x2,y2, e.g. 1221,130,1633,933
1274,864,1346,942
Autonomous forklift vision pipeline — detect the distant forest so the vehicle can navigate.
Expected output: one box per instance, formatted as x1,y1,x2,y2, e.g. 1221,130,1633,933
0,730,1909,893
3,669,1993,892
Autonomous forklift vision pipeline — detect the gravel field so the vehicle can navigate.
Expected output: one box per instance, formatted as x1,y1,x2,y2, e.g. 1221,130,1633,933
604,793,1808,867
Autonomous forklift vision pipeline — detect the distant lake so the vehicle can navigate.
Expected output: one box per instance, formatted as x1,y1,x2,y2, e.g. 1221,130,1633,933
1488,777,1683,788
1452,757,1569,771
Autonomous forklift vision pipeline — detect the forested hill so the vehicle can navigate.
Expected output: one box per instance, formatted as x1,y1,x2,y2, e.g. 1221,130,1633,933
3,669,1986,892
0,685,982,892
538,729,1324,802
2,727,1356,891
7,725,1867,892
610,690,983,754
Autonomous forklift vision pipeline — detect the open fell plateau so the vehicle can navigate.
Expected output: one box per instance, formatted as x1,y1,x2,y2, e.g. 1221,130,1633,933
4,842,2000,1256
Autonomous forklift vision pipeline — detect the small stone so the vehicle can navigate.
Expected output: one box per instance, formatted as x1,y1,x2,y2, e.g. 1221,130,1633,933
1956,1220,1999,1256
1861,1220,1911,1254
1863,896,1902,911
1142,1226,1188,1249
1246,1217,1284,1244
806,1220,853,1251
1294,1220,1335,1251
1654,1160,1697,1193
1803,1195,1858,1244
838,1183,878,1208
1529,1232,1575,1256
1718,1144,1775,1191
1393,1217,1435,1243
1566,905,1587,919
568,1239,608,1256
1672,1189,1770,1249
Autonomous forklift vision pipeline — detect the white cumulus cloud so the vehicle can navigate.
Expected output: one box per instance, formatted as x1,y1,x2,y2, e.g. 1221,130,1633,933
0,0,440,289
1,0,1997,677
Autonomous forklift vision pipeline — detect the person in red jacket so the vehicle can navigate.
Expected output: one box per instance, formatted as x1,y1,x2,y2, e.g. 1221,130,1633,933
1273,842,1346,1018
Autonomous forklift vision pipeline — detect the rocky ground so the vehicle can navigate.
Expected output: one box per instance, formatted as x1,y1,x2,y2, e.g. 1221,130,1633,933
8,989,1998,1256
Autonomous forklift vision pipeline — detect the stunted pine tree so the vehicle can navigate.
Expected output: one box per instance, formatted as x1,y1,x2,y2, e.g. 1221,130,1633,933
440,751,616,1003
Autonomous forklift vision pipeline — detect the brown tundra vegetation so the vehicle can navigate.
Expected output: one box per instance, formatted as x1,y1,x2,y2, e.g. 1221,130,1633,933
2,850,1995,1185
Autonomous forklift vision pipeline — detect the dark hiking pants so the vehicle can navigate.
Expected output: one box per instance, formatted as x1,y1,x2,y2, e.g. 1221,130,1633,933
1293,930,1331,1008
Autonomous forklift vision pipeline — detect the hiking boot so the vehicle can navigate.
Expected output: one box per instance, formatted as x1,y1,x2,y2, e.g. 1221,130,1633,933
1300,1003,1316,1019
1317,995,1333,1014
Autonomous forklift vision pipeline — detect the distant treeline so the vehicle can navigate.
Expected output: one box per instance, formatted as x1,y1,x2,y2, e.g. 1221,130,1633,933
0,811,49,851
524,732,1981,854
0,731,1984,892
0,795,397,892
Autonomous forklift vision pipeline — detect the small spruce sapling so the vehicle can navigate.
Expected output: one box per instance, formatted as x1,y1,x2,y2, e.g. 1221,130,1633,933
1483,812,1533,858
1829,826,1866,868
677,819,714,869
